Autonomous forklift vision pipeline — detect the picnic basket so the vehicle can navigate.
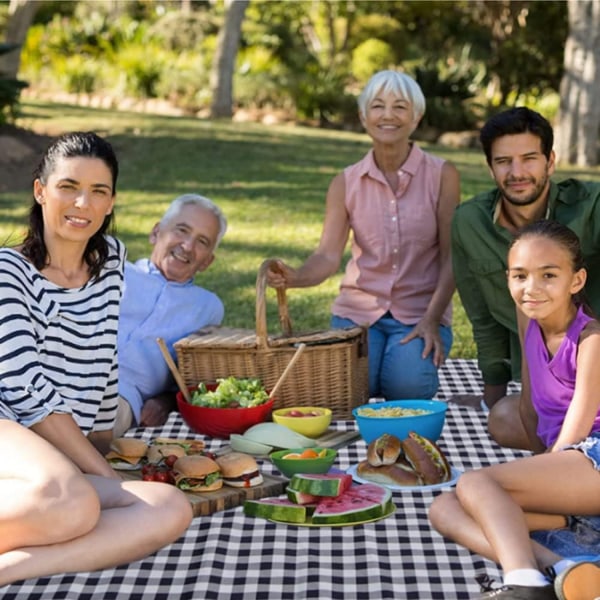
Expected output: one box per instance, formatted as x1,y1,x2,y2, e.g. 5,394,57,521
173,259,369,419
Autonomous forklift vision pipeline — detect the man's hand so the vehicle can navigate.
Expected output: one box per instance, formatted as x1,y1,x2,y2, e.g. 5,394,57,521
139,393,176,427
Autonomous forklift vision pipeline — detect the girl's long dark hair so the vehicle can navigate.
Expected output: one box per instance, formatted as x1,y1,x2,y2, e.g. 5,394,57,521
510,219,594,316
21,131,119,279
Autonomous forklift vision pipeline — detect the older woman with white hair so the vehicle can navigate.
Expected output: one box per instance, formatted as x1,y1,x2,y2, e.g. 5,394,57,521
266,70,460,400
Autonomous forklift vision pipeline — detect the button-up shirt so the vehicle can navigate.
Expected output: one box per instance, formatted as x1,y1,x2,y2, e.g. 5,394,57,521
452,179,600,385
117,259,224,422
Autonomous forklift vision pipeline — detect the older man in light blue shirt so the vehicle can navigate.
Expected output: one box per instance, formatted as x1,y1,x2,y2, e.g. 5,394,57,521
115,194,227,435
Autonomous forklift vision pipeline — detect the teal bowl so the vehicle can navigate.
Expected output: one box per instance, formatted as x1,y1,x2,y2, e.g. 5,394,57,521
352,399,447,444
270,447,337,478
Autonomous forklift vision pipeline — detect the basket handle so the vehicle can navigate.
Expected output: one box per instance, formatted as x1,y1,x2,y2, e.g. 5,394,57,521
256,259,293,349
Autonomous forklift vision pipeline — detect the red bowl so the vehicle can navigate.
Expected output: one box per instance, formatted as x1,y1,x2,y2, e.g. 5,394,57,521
176,386,274,439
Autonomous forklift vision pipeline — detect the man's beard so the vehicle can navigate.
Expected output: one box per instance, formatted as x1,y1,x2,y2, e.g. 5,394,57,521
500,172,549,207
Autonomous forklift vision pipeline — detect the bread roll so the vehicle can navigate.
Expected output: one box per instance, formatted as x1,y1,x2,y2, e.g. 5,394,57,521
366,433,402,466
357,459,422,486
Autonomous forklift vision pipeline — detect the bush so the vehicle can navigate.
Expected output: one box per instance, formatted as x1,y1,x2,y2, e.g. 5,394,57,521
56,54,101,95
351,39,396,85
235,46,291,110
155,51,210,112
115,45,165,99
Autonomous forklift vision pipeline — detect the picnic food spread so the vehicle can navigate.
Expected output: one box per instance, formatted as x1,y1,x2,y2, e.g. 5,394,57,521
105,438,149,470
244,473,394,526
191,377,269,408
356,406,433,417
215,452,264,488
356,432,451,487
173,455,223,492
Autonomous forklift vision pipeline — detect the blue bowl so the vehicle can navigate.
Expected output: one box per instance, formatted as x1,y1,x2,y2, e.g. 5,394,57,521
352,399,448,444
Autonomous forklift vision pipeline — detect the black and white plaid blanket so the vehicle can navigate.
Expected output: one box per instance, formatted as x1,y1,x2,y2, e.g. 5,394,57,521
1,360,527,600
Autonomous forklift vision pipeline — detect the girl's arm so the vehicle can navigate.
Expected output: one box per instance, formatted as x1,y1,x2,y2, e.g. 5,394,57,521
516,308,545,452
551,323,600,450
266,173,350,288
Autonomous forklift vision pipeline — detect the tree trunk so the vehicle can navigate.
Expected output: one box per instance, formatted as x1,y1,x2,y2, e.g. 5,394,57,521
0,0,39,79
209,0,249,119
556,0,600,166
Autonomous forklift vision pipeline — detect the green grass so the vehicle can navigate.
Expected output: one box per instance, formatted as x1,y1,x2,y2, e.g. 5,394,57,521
4,100,600,358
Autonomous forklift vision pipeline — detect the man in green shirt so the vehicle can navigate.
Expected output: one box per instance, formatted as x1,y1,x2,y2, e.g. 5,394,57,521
451,106,600,450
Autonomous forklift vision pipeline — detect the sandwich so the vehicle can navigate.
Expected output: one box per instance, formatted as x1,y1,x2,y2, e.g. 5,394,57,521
172,455,223,492
105,438,148,470
152,437,206,454
366,433,402,466
402,431,451,485
215,452,263,488
146,444,187,465
357,459,422,487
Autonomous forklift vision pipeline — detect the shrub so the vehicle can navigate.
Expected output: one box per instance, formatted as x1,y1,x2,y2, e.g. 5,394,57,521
56,54,101,95
351,39,396,85
155,51,210,112
115,45,165,99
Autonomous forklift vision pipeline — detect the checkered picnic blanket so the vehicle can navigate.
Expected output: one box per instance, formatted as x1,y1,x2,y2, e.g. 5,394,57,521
1,360,527,600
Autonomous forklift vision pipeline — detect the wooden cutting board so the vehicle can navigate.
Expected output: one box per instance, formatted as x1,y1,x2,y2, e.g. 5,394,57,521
120,470,286,517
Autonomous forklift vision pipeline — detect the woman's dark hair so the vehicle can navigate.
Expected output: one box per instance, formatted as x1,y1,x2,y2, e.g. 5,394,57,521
480,107,554,166
510,219,592,313
21,131,119,279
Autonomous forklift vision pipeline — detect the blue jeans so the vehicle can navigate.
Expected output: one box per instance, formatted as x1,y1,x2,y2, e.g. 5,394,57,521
531,432,600,557
531,516,600,557
331,313,453,400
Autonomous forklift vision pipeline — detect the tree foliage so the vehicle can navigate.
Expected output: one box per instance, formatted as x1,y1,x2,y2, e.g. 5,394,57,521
1,0,572,130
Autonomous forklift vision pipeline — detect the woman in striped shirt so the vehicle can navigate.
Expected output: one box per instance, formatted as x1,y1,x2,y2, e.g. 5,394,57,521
0,132,191,585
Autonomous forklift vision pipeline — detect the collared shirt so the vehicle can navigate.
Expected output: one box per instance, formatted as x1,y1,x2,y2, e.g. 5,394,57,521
452,179,600,385
117,259,224,422
332,145,451,327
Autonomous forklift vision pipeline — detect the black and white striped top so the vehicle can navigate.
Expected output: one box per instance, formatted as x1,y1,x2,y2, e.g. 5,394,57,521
0,236,125,433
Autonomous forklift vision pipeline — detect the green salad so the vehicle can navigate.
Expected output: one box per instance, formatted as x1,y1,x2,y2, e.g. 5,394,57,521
190,377,269,408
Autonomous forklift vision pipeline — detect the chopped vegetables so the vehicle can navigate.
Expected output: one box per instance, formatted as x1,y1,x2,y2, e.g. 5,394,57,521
190,377,269,408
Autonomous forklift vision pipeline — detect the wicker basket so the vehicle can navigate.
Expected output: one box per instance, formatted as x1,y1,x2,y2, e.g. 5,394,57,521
173,259,369,419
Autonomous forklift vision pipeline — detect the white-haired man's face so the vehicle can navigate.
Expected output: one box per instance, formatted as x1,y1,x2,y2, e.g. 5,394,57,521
149,203,219,283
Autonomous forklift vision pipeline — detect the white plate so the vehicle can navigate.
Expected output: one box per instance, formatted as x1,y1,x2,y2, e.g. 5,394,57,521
346,463,462,492
110,462,142,471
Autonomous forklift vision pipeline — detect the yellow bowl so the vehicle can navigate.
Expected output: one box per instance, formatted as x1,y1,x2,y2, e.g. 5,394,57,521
272,406,332,438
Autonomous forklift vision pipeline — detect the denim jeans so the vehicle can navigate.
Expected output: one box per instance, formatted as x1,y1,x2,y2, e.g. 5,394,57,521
331,313,453,400
531,432,600,557
531,515,600,557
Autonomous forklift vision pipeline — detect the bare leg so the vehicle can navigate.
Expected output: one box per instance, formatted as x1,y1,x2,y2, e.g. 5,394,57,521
0,420,101,552
429,450,600,577
0,475,193,586
429,490,563,568
0,421,193,586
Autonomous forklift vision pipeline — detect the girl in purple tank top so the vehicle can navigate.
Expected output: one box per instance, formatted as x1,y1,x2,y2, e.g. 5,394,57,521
429,220,600,599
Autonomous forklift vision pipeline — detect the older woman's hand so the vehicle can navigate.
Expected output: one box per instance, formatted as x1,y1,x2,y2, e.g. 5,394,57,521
265,259,297,288
400,317,445,367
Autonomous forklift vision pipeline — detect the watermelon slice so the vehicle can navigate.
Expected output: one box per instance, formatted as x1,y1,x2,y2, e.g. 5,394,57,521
311,484,392,525
289,473,353,497
243,498,315,523
286,486,321,505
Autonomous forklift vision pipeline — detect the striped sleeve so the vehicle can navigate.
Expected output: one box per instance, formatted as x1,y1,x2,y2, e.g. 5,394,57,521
0,238,125,432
